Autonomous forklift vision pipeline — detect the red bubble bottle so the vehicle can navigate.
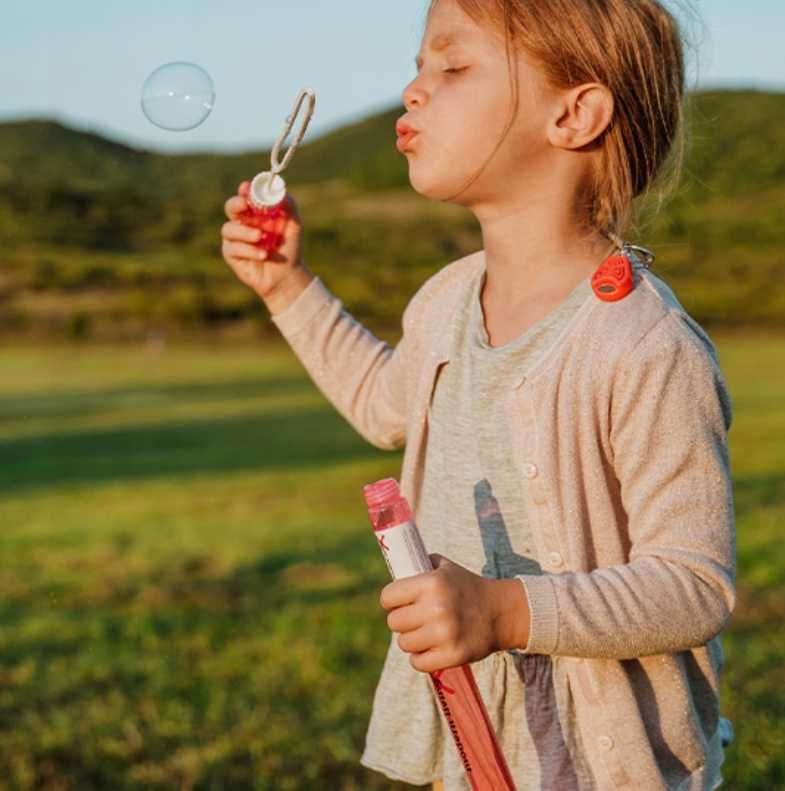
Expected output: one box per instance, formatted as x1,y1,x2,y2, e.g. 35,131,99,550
239,87,316,253
363,478,518,791
591,241,656,302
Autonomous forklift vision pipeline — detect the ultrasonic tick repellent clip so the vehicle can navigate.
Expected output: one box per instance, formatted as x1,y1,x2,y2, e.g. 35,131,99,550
591,242,656,302
240,87,317,253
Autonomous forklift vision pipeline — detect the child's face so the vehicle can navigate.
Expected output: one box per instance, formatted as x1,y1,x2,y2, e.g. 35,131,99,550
401,0,556,208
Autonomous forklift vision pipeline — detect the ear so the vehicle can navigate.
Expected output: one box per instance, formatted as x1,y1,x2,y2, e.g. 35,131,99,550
547,82,614,150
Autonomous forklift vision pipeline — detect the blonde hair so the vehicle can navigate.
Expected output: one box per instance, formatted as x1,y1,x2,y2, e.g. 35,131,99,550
427,0,695,248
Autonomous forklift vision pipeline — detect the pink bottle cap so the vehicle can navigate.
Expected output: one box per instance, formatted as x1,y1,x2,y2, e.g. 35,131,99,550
363,478,413,531
363,478,400,507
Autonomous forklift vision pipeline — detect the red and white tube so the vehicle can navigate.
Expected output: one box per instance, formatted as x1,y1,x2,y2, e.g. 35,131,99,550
363,478,517,791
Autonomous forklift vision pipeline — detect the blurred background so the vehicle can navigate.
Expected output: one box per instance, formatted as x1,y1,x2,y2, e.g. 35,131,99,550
0,1,783,788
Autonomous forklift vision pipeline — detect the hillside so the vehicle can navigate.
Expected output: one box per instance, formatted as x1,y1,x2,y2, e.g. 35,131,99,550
0,89,782,341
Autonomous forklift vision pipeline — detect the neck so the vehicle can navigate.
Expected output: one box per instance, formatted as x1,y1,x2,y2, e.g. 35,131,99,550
472,189,615,307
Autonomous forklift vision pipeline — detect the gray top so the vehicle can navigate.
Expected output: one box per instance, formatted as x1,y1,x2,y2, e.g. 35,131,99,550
361,267,600,789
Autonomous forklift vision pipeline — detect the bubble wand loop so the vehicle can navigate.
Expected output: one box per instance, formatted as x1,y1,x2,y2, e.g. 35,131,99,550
241,87,317,252
269,87,316,175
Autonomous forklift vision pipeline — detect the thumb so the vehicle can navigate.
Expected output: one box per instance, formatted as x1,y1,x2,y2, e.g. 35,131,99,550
283,192,302,225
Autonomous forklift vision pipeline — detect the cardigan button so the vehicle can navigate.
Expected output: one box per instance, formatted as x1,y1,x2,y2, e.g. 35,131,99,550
597,735,614,751
548,551,564,567
522,462,538,479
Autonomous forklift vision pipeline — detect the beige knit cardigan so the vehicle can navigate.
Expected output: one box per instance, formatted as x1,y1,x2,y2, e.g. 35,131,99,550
270,249,736,790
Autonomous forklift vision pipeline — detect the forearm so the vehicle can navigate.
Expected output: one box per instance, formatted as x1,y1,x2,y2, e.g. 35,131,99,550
267,267,413,450
514,555,734,659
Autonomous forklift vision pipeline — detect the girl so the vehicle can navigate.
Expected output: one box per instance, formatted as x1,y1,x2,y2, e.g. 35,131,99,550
220,0,736,788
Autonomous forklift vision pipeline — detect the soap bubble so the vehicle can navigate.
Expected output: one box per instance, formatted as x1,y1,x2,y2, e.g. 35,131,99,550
141,62,215,131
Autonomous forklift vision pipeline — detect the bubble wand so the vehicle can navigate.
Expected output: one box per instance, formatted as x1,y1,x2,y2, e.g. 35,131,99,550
239,87,317,252
363,478,517,791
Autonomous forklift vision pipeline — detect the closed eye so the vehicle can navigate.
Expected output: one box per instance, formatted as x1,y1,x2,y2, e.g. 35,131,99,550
444,67,469,75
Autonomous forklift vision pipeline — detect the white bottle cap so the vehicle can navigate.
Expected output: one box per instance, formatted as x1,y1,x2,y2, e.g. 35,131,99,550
249,171,286,208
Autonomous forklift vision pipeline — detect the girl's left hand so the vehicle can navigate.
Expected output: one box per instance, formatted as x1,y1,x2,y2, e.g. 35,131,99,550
380,553,497,673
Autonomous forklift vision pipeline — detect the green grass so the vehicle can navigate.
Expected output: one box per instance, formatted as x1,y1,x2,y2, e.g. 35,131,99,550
0,333,783,789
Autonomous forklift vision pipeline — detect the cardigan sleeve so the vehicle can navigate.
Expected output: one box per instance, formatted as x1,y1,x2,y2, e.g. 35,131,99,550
269,274,422,451
516,312,737,659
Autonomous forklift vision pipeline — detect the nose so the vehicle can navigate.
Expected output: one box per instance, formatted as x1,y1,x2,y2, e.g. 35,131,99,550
402,75,425,111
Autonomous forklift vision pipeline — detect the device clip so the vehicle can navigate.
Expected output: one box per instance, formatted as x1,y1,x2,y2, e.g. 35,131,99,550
591,242,655,302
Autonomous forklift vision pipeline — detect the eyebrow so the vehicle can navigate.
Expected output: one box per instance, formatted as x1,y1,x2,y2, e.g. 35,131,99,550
414,31,466,70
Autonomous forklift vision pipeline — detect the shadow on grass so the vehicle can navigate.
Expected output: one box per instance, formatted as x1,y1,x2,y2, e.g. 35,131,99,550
0,404,391,494
0,374,311,425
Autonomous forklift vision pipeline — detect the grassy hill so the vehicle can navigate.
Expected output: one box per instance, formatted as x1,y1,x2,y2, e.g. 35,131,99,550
0,89,783,342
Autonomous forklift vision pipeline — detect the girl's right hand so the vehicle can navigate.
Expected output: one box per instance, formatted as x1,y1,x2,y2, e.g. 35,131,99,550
221,181,306,301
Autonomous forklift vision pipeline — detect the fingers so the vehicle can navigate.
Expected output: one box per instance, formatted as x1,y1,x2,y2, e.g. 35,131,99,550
224,183,250,219
282,192,302,224
387,604,423,635
397,626,433,655
224,194,248,220
222,220,262,244
225,183,300,224
222,238,267,262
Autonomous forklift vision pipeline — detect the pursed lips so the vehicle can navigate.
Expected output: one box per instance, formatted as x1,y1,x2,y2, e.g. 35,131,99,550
395,119,420,151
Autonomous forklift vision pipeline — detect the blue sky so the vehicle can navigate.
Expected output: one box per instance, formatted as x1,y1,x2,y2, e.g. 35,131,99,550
1,1,783,154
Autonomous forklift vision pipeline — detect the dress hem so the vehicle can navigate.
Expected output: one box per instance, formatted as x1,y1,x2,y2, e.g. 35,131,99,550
360,754,438,787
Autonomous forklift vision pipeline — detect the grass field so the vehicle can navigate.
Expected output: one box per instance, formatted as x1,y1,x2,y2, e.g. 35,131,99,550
1,332,783,789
